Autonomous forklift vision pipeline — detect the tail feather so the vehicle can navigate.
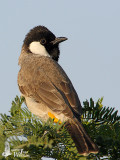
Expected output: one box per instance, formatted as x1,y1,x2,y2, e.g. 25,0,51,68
65,118,98,155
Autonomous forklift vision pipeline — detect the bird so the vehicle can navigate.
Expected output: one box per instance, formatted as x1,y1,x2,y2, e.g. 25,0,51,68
18,25,98,155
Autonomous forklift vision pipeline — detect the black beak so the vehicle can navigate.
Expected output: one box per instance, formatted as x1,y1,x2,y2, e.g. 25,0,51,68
50,37,68,45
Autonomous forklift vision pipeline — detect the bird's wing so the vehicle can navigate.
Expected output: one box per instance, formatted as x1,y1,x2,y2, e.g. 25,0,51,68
18,59,82,118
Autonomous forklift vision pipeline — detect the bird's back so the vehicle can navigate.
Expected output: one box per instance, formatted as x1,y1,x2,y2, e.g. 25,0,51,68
18,55,82,119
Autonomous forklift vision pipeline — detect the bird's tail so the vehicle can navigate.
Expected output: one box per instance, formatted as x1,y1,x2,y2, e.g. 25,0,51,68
65,118,98,155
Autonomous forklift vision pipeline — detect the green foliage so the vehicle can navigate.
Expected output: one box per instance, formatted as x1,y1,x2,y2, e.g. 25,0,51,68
0,96,82,160
0,121,6,159
0,96,120,160
82,98,120,160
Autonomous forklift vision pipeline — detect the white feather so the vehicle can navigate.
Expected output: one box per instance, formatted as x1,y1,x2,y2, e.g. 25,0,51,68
29,41,50,57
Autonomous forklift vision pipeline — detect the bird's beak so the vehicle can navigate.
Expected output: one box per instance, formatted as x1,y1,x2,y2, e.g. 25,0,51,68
50,37,68,45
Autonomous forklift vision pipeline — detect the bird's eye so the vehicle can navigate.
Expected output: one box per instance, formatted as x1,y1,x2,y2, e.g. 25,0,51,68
40,39,46,45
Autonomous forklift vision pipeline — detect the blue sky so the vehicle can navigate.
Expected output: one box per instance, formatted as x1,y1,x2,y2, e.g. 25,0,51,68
0,0,120,115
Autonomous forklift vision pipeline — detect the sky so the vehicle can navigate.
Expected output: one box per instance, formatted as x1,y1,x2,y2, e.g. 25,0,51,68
0,0,120,116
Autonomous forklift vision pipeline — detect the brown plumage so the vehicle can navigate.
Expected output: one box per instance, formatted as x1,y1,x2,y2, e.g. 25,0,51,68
18,26,98,155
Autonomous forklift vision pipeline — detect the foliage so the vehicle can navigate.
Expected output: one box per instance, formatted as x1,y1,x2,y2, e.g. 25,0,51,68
82,98,120,160
0,96,120,160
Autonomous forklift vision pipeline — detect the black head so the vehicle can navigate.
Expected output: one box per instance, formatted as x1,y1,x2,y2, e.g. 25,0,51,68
23,26,67,61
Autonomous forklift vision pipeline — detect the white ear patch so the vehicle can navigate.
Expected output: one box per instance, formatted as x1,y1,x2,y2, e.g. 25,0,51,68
29,41,50,57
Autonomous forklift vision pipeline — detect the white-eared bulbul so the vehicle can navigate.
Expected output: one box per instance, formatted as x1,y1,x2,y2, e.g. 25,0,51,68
18,26,98,155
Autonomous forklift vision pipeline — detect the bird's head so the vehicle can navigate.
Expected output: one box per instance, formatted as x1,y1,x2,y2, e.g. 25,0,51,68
23,26,67,61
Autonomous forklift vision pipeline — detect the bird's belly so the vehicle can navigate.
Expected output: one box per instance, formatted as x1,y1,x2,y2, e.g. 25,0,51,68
25,96,68,122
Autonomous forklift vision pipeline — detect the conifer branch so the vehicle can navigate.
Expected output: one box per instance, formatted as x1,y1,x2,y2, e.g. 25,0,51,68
0,96,120,160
